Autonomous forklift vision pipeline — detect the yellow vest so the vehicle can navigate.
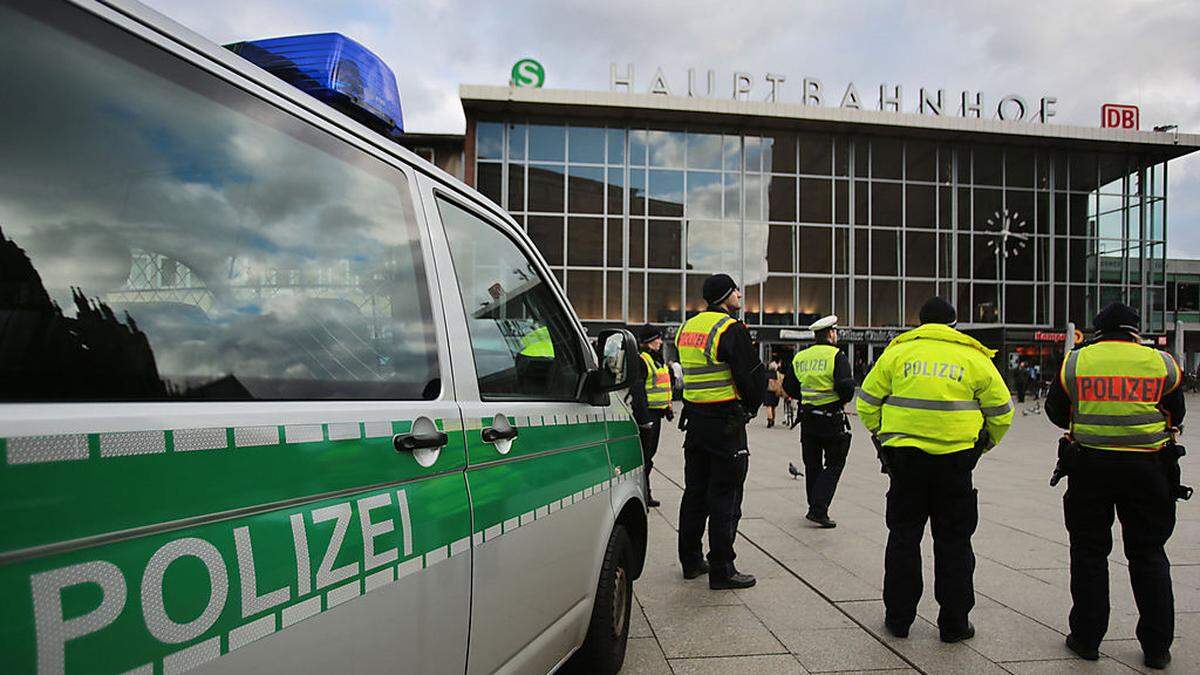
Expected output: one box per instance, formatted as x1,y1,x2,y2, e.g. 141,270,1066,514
678,311,739,403
641,352,672,409
518,325,554,358
792,344,841,407
1062,340,1180,452
856,323,1014,454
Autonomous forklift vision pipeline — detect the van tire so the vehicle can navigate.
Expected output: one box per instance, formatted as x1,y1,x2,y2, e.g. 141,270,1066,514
566,525,633,674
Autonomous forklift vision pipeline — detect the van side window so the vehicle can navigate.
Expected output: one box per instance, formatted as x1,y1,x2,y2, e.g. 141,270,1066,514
438,199,586,401
0,2,440,401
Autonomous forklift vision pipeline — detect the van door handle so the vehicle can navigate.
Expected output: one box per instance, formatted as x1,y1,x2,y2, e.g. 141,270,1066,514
481,415,518,443
393,427,448,452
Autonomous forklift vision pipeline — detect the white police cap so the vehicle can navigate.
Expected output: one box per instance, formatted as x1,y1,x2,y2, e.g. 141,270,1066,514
809,314,838,331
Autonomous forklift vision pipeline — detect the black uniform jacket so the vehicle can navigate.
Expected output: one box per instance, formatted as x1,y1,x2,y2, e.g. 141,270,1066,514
682,306,766,456
1045,331,1186,438
782,345,856,436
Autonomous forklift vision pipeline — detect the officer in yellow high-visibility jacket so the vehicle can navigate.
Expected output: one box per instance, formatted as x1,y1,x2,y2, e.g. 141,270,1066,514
676,274,766,590
857,297,1013,644
782,315,856,529
1045,302,1185,670
628,324,674,509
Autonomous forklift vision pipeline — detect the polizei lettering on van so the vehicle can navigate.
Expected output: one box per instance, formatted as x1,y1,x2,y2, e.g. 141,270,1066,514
5,485,457,674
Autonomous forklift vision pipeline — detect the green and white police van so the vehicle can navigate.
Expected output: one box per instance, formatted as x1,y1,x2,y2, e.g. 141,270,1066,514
0,1,649,672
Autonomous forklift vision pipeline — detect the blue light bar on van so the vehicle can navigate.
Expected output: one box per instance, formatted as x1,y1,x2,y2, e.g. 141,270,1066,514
226,33,403,136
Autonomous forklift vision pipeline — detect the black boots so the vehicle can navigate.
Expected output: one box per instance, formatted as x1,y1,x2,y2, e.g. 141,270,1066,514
681,561,709,580
805,512,837,528
1065,635,1099,661
710,572,756,590
939,622,975,643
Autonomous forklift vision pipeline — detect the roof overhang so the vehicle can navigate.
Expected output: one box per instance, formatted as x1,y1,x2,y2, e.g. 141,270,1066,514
461,85,1200,161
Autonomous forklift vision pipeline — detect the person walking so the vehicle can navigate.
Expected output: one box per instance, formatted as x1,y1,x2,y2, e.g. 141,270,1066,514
783,315,855,528
764,358,782,428
676,273,766,590
628,323,673,509
857,297,1014,643
1014,360,1030,403
1045,302,1186,670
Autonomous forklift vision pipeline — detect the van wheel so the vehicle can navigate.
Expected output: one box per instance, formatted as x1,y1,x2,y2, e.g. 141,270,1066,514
566,525,633,674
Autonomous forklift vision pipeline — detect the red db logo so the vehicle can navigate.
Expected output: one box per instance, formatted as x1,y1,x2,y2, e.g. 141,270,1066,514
1101,104,1139,130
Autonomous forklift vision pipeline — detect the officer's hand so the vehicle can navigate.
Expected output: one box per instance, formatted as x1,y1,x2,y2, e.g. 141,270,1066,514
665,408,675,421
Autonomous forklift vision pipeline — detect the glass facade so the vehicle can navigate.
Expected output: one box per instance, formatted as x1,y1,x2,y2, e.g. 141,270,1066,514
471,119,1169,338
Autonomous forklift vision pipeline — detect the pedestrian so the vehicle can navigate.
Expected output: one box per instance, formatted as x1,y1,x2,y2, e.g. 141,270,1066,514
1014,359,1030,403
676,273,766,590
1045,302,1186,670
628,323,673,509
764,359,782,428
857,297,1014,643
783,315,855,528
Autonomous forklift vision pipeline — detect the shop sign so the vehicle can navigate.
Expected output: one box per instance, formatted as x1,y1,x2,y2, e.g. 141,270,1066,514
610,64,1058,123
1034,331,1066,342
839,328,904,343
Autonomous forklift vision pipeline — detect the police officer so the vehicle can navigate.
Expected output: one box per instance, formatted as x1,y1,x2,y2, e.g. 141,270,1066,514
1045,302,1185,670
628,324,673,509
677,274,766,589
857,297,1013,642
783,315,855,528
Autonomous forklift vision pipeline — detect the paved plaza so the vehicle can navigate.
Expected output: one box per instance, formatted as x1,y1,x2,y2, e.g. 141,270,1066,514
624,396,1199,674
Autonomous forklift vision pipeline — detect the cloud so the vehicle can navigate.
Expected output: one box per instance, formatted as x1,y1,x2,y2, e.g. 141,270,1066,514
86,1,1200,259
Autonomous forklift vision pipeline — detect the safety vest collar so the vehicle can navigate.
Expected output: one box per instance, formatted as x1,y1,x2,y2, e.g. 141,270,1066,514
888,323,997,358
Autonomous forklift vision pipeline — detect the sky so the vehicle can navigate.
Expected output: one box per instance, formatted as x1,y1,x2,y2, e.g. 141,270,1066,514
142,0,1200,257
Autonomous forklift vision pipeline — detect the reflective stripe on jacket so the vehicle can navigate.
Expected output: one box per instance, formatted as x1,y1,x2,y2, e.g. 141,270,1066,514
641,351,672,409
678,311,738,403
792,343,841,407
1062,340,1180,452
856,323,1014,455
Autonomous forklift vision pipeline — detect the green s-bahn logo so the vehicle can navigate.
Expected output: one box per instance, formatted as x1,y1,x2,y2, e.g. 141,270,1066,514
510,58,545,88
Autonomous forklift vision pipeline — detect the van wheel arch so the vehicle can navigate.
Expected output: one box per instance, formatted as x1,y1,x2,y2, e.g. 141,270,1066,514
614,498,647,580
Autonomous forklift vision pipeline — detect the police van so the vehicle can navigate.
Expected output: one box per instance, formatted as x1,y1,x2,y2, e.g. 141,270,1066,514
0,1,649,672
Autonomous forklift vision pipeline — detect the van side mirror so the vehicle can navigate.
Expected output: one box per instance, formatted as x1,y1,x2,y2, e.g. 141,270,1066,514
582,328,638,398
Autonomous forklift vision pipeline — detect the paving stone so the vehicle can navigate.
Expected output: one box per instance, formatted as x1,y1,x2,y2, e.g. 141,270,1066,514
624,415,1199,675
776,626,906,672
641,603,788,659
622,637,672,675
839,599,1012,675
629,599,654,639
667,654,810,674
998,658,1140,673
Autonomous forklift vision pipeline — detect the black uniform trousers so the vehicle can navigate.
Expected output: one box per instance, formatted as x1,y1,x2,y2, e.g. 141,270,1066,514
883,446,981,633
637,410,664,501
801,431,849,519
678,445,749,579
1064,449,1176,656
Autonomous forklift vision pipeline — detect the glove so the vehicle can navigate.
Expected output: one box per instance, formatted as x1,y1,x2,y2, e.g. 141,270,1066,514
665,408,675,422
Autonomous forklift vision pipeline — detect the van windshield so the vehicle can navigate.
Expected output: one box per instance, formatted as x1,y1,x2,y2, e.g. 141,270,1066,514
0,3,439,401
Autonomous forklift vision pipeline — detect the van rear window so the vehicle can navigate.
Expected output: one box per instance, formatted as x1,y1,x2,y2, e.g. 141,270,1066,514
0,2,439,401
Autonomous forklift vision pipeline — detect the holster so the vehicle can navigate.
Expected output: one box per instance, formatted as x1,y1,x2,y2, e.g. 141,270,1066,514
1162,440,1193,501
1049,436,1080,487
871,435,892,475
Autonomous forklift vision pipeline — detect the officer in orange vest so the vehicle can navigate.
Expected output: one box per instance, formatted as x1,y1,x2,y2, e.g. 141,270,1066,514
628,323,673,509
1046,302,1186,670
676,274,766,589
